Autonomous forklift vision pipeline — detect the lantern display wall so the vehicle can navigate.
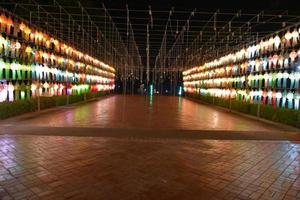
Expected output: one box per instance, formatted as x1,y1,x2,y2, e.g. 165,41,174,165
183,27,300,110
0,11,115,103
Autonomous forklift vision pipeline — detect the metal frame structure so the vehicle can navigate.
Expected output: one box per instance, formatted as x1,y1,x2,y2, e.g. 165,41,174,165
0,0,143,94
2,1,300,95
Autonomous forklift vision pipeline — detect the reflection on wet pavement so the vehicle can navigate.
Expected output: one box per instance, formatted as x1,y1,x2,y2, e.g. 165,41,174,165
2,95,294,132
0,96,300,199
0,135,299,199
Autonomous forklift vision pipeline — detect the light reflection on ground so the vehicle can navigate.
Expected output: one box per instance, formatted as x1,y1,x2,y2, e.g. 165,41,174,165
1,95,295,132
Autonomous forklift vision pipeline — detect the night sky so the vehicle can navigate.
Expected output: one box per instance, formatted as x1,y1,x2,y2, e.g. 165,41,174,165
98,0,300,67
100,0,296,11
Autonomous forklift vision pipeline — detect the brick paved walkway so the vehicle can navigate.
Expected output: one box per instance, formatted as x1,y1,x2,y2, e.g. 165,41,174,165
0,135,299,200
2,95,297,132
1,95,300,199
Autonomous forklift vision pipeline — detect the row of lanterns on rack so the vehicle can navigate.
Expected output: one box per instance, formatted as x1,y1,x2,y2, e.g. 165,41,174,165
183,24,300,111
0,81,114,102
190,88,300,110
0,59,114,84
183,28,300,76
0,10,115,102
0,35,115,77
184,71,300,89
184,50,300,81
0,12,115,73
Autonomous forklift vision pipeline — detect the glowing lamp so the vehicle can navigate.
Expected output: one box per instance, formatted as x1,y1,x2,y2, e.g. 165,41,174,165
50,54,56,61
19,22,26,31
285,31,292,40
66,47,70,55
38,87,42,96
276,92,282,99
15,41,21,49
20,91,25,99
45,40,50,48
268,37,274,46
0,82,7,102
292,29,299,38
274,35,281,48
43,52,49,59
290,50,297,62
0,14,7,24
58,57,64,64
53,39,59,46
6,17,12,26
37,32,43,41
25,46,32,54
30,83,37,91
69,60,74,66
43,33,49,41
24,27,31,35
72,85,78,90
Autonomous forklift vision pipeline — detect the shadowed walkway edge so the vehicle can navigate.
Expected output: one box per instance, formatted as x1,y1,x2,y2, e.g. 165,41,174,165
1,126,300,141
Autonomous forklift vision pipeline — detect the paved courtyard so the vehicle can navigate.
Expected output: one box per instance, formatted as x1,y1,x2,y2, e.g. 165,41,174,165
0,135,299,199
0,95,300,199
2,95,296,132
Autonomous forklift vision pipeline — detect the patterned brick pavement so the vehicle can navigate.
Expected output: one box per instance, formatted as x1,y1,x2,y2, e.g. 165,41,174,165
0,135,299,199
2,95,297,132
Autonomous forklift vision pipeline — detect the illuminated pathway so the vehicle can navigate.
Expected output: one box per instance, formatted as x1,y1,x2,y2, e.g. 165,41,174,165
1,95,298,132
0,95,300,199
